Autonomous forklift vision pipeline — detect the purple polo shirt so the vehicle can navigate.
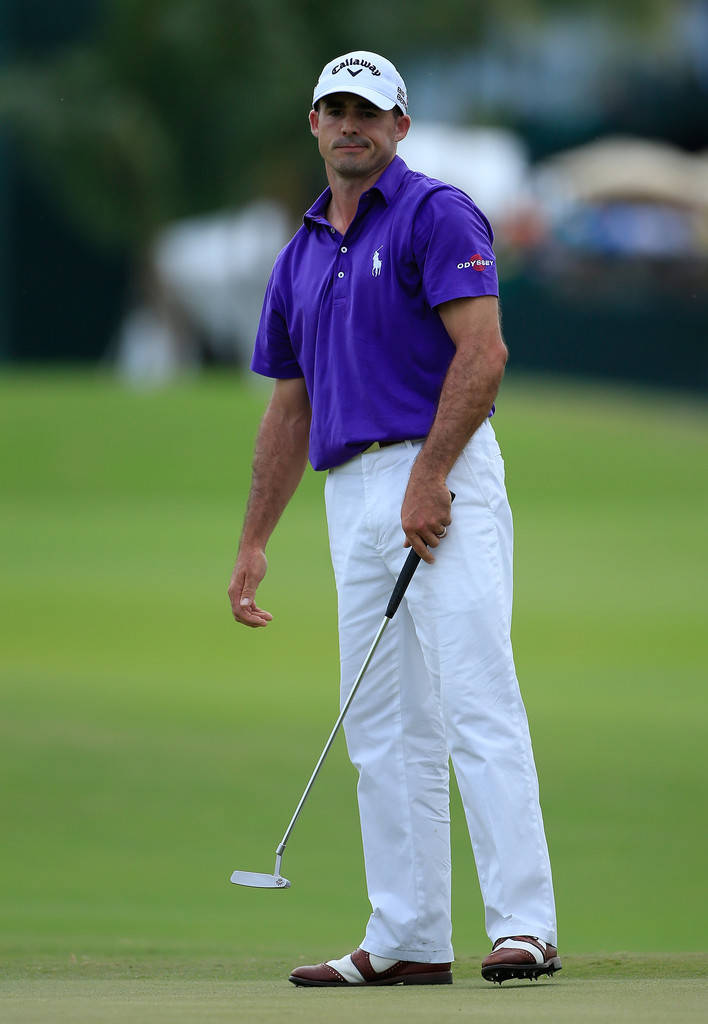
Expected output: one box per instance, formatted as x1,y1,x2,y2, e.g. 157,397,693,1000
251,155,498,471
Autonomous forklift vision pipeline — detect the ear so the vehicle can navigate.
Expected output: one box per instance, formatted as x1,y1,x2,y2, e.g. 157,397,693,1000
394,113,411,144
309,109,319,138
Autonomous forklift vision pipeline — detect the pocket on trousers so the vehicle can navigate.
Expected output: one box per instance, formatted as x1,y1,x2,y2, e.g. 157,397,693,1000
460,444,506,511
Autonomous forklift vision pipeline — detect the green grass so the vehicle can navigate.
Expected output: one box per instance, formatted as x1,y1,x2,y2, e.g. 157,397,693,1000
2,968,708,1024
3,981,707,1024
3,951,707,981
1,369,707,1020
2,954,708,1024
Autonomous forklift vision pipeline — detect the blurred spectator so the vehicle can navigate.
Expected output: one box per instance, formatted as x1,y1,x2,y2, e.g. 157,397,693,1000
115,201,291,381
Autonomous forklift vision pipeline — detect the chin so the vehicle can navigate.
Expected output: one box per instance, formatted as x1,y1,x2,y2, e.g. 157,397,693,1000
333,153,380,177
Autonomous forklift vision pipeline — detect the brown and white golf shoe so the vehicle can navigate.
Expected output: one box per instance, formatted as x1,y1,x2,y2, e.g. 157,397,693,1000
289,947,453,987
481,936,562,984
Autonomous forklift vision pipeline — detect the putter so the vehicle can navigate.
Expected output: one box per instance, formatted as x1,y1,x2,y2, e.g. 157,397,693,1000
230,496,453,890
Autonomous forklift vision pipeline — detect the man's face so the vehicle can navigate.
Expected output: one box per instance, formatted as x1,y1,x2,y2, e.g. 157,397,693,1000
309,93,410,181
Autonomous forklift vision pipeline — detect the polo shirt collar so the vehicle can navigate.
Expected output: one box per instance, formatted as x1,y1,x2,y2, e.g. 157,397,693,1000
371,153,408,203
303,155,409,230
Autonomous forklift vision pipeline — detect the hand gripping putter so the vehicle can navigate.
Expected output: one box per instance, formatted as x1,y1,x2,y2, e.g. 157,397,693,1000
230,498,453,890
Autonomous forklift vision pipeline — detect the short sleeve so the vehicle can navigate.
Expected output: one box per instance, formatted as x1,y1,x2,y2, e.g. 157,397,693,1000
413,187,499,308
250,270,304,379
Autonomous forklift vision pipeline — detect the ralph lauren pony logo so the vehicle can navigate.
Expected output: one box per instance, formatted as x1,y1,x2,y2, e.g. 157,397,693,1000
372,247,383,277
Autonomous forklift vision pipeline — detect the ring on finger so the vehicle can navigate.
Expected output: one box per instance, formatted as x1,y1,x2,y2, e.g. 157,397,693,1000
435,526,447,538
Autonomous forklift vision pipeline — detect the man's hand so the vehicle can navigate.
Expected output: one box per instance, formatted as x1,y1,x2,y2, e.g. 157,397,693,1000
228,548,273,627
401,473,453,564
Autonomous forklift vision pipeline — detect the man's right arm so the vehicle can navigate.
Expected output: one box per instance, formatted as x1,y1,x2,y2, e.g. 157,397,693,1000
228,376,311,628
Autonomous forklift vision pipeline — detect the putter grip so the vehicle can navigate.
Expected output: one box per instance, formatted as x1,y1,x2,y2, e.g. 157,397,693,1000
384,491,455,620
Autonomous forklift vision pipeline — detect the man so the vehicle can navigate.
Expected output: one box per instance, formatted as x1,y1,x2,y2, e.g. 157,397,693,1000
228,50,559,988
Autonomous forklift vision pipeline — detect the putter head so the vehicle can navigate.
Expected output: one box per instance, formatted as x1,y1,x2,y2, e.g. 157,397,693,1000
230,869,291,889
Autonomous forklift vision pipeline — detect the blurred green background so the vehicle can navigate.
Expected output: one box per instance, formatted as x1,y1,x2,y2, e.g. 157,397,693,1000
1,0,707,384
1,371,707,964
1,0,707,975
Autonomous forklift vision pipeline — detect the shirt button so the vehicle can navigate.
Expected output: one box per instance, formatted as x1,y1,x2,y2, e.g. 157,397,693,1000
330,227,336,234
340,246,348,253
337,271,345,278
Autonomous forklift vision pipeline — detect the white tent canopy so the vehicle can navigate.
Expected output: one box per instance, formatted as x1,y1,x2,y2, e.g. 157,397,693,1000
536,136,708,209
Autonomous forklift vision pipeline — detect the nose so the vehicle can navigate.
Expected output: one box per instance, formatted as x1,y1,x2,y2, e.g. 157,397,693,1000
340,112,359,134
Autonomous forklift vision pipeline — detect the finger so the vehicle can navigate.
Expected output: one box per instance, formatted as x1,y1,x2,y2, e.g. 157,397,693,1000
406,531,435,564
237,616,269,628
423,524,448,547
240,599,272,620
234,599,273,627
238,579,259,605
231,571,264,613
228,576,271,622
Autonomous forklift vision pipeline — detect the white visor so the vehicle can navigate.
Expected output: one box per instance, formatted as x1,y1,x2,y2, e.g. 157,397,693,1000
312,50,408,114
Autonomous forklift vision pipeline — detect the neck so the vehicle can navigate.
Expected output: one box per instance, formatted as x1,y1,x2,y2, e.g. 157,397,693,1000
325,158,394,235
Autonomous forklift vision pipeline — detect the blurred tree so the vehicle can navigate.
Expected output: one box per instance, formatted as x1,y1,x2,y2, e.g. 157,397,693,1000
0,0,679,250
1,0,315,245
0,0,684,355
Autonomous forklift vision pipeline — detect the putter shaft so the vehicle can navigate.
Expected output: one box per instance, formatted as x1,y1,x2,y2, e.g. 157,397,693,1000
275,615,390,864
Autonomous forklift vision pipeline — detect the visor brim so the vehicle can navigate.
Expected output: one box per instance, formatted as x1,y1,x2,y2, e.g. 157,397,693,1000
312,84,400,112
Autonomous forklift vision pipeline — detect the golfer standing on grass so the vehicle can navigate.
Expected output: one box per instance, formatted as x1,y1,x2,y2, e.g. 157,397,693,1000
228,50,560,988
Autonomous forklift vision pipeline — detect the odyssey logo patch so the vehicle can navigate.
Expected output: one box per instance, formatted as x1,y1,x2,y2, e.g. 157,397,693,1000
457,253,495,271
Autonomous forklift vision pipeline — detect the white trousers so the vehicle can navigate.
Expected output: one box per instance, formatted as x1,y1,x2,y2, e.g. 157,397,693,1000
324,421,557,963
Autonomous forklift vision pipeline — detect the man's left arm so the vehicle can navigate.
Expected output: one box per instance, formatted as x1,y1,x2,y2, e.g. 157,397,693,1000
401,294,507,563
